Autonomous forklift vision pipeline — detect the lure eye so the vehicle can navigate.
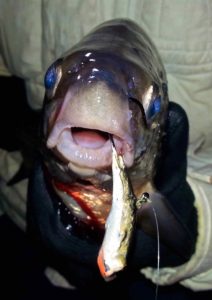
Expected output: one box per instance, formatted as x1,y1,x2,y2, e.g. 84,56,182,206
44,64,57,90
147,96,161,119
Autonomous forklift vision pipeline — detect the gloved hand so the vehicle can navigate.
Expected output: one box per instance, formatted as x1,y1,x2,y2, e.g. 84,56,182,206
27,101,197,284
133,101,197,267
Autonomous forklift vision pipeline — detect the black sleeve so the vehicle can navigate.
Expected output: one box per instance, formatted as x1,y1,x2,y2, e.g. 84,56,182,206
155,102,197,231
129,102,197,269
27,161,99,267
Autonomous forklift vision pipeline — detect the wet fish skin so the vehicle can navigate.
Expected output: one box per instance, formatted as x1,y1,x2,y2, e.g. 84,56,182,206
42,18,168,187
40,19,169,278
30,19,196,283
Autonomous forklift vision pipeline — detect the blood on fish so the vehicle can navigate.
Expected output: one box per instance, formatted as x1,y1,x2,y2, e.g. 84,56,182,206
54,180,104,228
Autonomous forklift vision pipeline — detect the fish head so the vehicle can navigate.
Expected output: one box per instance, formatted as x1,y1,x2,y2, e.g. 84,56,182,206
41,21,169,230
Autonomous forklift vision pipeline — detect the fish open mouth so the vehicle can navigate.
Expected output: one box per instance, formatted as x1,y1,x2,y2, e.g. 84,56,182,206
45,81,138,228
47,123,135,228
46,82,136,175
72,127,109,149
47,123,134,173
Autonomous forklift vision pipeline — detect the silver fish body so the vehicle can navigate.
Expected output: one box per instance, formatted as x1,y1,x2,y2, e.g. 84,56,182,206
97,143,136,279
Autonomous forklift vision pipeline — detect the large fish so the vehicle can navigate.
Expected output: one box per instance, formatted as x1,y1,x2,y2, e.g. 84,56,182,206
28,19,196,284
42,18,168,220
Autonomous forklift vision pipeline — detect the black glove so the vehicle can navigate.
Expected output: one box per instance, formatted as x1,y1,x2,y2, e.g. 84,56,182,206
132,101,197,268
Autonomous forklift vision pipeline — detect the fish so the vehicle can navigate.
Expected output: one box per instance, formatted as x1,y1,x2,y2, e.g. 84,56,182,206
97,141,136,280
41,19,168,209
30,19,195,283
96,136,152,280
40,18,169,278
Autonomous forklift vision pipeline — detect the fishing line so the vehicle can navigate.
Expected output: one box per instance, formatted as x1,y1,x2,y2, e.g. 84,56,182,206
138,193,161,300
151,203,160,300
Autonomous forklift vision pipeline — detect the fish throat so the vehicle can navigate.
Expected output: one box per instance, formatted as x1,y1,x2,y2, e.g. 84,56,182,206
49,130,118,232
53,177,112,230
71,127,109,149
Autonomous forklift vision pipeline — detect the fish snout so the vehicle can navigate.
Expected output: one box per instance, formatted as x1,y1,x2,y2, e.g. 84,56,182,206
45,82,137,175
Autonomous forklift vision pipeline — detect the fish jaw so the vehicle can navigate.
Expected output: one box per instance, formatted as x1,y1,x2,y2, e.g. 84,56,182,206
45,81,136,177
97,144,135,280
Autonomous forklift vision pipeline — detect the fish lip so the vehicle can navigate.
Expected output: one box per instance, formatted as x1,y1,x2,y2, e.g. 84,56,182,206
46,120,135,171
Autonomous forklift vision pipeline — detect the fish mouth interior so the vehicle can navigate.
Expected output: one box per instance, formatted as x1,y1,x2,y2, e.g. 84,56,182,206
71,127,109,149
47,122,134,175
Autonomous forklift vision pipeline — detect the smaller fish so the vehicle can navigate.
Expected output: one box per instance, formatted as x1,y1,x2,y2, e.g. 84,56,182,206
97,140,136,280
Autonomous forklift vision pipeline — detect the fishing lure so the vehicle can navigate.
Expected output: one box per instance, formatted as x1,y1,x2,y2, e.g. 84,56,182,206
98,138,155,280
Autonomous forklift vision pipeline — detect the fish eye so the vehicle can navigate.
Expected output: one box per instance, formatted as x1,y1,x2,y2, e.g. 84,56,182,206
44,59,63,91
147,96,161,119
44,64,57,89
